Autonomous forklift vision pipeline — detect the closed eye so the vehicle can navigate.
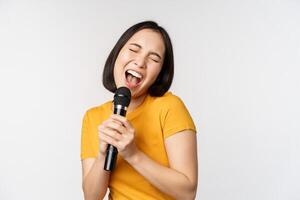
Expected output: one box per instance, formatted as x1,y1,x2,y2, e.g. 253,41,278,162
149,55,160,63
150,58,159,63
129,48,138,52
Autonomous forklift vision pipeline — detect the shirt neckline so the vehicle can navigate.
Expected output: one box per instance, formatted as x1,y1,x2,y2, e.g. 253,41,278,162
127,94,151,120
109,94,151,120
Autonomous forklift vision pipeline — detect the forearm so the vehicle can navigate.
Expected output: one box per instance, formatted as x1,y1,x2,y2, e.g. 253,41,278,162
126,150,197,199
83,154,110,200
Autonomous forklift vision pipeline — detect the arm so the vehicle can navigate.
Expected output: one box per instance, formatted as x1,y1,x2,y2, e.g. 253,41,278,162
81,153,110,200
81,114,122,200
126,130,198,199
100,114,198,199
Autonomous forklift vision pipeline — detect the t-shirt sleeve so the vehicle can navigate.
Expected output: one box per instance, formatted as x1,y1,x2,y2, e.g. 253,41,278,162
162,95,197,138
80,111,99,160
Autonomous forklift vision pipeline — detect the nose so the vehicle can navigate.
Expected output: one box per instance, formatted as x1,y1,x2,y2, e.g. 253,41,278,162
134,55,146,68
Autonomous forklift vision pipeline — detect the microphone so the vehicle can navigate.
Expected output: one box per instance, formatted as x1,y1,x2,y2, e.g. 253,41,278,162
104,87,131,171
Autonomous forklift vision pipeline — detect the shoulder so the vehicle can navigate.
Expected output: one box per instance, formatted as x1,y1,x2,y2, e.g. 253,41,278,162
151,91,185,108
155,92,196,137
83,101,112,119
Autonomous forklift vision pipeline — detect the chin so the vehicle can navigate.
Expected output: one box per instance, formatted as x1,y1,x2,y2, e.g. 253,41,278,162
130,90,146,99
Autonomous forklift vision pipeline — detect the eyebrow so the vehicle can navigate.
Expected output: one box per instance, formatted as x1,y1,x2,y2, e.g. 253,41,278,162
129,43,162,60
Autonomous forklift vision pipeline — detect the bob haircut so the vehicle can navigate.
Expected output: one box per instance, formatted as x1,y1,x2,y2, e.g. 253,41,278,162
102,21,174,97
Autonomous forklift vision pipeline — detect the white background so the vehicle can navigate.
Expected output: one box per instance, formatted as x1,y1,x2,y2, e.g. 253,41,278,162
0,1,299,200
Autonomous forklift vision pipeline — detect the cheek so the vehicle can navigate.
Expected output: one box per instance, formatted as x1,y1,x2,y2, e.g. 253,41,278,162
117,50,132,64
114,51,130,75
147,64,163,81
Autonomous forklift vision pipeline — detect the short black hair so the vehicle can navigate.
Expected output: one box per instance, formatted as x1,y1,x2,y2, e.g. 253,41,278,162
102,21,174,97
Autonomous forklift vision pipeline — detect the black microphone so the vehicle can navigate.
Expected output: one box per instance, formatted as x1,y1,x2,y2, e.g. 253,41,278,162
104,87,131,171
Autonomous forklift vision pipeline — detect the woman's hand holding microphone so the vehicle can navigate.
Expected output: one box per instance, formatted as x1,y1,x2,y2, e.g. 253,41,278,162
98,114,139,162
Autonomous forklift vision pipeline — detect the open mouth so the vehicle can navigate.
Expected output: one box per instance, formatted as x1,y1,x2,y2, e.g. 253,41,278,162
125,69,143,87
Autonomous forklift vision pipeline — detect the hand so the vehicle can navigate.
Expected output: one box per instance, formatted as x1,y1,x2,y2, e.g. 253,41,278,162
98,114,138,161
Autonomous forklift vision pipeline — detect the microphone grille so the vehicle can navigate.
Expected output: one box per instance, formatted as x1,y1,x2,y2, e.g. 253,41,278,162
114,87,131,107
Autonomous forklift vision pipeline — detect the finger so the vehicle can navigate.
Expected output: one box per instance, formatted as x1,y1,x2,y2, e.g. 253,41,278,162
121,120,132,130
110,114,132,130
104,120,127,134
100,126,123,141
107,117,123,126
98,131,119,148
98,121,121,132
99,125,118,141
110,114,126,123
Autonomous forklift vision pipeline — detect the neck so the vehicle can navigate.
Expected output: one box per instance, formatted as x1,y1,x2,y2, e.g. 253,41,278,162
127,93,147,112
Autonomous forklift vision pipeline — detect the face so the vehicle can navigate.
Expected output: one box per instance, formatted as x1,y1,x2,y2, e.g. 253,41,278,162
113,29,165,99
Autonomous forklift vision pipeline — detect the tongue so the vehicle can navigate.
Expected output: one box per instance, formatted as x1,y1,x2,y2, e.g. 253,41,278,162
127,74,139,87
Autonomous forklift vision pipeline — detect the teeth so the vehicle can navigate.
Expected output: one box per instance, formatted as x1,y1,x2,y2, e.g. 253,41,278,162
127,69,142,79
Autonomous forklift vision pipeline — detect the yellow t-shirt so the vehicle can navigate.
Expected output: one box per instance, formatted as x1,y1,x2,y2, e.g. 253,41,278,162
81,91,196,200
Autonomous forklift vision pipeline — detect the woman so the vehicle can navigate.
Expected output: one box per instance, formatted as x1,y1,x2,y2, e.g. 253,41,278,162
81,21,198,200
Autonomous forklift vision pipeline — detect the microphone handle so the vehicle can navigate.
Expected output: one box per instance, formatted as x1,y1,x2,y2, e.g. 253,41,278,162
104,106,127,171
